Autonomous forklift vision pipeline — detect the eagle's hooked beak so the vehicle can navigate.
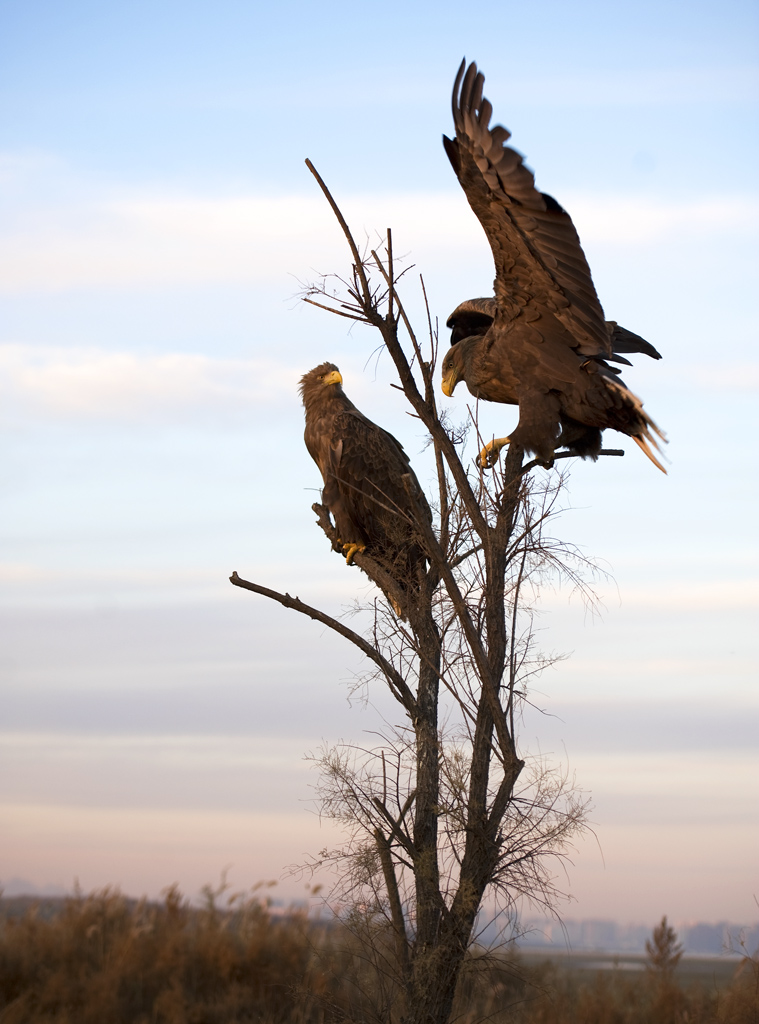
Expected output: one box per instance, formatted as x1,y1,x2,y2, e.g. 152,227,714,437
323,370,343,386
441,368,458,397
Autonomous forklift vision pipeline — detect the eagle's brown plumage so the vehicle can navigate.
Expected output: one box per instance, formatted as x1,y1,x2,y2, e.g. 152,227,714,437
441,61,666,471
300,363,431,611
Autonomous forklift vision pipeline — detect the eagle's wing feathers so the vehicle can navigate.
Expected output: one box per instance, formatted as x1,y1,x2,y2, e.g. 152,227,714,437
330,411,419,538
329,438,343,469
448,59,610,357
608,322,662,361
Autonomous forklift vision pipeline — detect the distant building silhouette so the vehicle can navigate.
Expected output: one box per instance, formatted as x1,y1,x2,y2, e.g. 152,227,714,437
516,917,759,956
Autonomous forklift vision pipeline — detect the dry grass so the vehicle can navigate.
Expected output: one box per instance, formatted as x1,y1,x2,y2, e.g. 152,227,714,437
491,961,759,1024
0,885,370,1023
1,887,757,1023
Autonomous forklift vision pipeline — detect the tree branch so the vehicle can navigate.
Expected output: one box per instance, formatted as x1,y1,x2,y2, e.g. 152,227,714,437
400,475,513,758
310,502,413,623
374,826,412,983
302,296,368,322
372,794,416,859
521,448,625,476
229,572,417,715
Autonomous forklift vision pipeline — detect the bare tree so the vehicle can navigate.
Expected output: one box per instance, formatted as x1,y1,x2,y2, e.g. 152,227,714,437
231,164,597,1024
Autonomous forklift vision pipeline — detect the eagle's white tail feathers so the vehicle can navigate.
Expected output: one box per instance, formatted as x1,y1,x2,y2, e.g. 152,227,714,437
632,434,667,474
606,377,667,473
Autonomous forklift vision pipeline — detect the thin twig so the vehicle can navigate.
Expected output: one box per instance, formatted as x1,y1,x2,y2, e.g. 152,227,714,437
305,159,376,314
386,228,394,324
371,248,425,373
302,297,368,322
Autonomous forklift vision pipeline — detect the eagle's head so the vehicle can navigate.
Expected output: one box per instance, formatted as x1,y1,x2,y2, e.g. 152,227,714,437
441,344,466,397
299,362,344,406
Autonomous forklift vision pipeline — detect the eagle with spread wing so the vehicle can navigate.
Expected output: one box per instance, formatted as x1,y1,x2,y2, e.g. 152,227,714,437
300,363,431,613
441,61,666,472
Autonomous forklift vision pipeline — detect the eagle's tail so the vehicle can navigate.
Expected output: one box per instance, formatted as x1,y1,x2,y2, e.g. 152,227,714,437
606,377,668,474
632,433,667,474
632,401,667,474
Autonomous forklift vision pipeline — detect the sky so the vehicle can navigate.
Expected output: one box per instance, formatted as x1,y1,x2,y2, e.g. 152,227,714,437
1,0,758,933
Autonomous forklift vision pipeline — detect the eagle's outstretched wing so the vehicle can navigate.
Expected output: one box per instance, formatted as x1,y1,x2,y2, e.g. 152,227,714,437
444,59,610,358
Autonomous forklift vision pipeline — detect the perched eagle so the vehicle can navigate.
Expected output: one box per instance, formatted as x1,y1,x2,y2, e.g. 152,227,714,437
300,363,431,611
441,61,666,472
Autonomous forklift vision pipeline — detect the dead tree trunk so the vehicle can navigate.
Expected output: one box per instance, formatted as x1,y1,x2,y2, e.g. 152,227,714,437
231,166,589,1024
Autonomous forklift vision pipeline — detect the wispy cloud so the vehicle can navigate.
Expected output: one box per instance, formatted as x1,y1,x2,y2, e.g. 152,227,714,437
0,181,756,293
566,195,759,244
560,654,756,679
0,559,358,609
0,191,472,292
0,344,298,419
546,577,759,613
0,800,343,899
613,578,759,611
1,340,756,431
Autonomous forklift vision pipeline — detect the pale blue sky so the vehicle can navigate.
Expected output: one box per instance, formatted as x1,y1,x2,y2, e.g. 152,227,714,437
1,0,757,928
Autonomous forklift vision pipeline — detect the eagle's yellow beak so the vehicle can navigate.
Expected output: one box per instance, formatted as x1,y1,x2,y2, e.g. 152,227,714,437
441,369,458,397
324,370,343,386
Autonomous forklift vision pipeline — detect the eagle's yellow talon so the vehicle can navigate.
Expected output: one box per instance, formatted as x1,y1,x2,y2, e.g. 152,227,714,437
479,437,511,469
342,542,366,565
